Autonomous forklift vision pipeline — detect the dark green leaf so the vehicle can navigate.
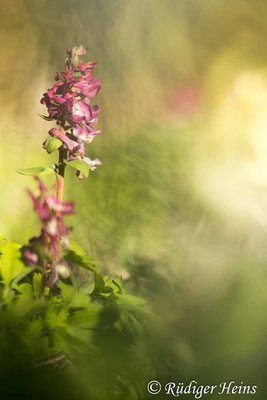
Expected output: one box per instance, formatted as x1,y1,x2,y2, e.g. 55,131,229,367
92,272,105,295
65,251,98,273
38,114,54,121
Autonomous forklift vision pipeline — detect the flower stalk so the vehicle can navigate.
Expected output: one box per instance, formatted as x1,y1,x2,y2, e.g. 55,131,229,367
57,147,66,203
20,45,103,288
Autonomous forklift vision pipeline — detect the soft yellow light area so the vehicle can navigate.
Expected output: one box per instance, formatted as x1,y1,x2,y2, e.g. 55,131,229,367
195,70,267,230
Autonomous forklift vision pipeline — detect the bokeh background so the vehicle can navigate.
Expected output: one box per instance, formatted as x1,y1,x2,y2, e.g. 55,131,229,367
1,0,267,398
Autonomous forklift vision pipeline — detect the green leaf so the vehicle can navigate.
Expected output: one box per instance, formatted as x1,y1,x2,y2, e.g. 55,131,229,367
38,114,54,121
17,283,33,295
0,241,33,288
105,278,124,295
12,266,36,287
65,251,98,273
43,137,62,154
65,160,90,178
92,272,105,295
116,294,147,308
15,167,55,176
13,283,34,317
57,281,91,309
67,303,101,330
69,241,86,257
57,281,76,306
65,241,99,276
33,273,42,298
45,306,67,330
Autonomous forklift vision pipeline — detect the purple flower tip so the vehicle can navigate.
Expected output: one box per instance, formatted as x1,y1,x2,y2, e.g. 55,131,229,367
41,45,103,174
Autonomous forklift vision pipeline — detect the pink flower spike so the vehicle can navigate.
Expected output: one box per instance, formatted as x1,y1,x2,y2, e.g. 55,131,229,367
71,45,87,57
83,157,102,171
41,45,103,176
34,176,48,193
71,100,91,123
46,196,75,215
72,124,101,143
26,189,51,222
77,61,98,74
90,105,100,124
49,127,78,151
24,250,38,265
73,76,102,98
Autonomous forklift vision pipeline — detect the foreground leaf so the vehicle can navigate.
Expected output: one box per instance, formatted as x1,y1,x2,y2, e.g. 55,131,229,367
0,241,33,288
33,273,42,298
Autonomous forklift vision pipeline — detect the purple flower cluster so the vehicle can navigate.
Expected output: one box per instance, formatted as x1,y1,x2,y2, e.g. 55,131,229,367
23,177,75,286
41,45,102,176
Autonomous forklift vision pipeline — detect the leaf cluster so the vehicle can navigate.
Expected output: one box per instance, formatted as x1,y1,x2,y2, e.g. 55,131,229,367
0,235,151,369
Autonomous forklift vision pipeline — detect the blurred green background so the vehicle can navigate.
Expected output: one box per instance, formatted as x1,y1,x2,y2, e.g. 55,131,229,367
1,0,267,398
